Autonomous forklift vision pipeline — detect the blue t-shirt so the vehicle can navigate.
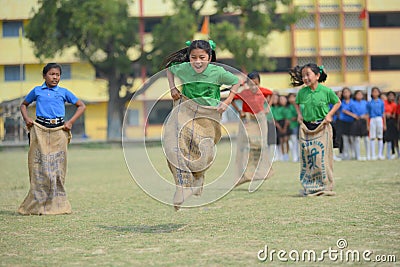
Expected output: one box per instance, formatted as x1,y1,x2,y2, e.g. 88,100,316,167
25,83,79,119
350,99,368,117
339,99,354,122
367,98,384,118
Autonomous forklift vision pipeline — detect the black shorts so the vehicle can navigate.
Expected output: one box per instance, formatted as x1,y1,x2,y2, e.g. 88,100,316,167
350,119,368,137
384,118,399,142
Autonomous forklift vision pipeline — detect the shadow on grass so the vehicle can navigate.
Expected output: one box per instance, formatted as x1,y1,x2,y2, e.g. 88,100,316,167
0,210,20,216
98,223,187,234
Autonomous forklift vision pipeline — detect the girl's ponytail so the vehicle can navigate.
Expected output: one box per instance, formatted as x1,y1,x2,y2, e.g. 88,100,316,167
289,63,328,87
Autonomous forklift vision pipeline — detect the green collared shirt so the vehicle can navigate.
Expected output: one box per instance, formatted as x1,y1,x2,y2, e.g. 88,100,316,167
295,83,339,122
169,62,239,106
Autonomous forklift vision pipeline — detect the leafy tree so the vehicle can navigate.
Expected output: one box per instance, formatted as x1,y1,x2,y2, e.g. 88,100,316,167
151,0,304,72
25,0,138,140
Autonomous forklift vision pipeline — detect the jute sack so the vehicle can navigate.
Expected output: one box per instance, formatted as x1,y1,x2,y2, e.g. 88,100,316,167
163,96,221,207
18,121,72,215
235,112,273,187
299,122,335,196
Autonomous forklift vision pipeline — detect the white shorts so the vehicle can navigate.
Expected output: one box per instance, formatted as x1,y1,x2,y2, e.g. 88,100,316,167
369,117,383,139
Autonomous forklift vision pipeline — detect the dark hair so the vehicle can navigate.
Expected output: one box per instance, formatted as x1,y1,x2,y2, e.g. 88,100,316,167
341,87,352,100
353,90,365,100
247,71,260,81
371,86,381,98
43,63,62,76
288,63,327,87
287,92,296,99
278,95,289,107
386,91,396,98
162,40,216,68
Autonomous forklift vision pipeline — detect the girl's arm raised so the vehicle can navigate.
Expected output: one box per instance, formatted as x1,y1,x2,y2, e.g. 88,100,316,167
167,69,181,100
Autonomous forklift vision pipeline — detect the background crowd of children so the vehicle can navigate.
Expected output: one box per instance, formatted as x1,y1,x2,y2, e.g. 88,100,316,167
269,88,400,162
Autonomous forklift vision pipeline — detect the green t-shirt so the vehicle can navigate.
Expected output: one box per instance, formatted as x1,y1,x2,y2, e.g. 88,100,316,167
169,62,239,106
271,105,290,121
287,104,299,129
295,83,339,122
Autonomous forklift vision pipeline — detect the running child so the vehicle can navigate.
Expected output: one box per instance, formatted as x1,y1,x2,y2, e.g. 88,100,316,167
289,63,341,196
163,40,240,210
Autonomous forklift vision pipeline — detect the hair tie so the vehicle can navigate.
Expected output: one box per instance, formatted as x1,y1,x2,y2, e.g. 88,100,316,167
208,40,216,50
319,65,324,73
185,40,191,47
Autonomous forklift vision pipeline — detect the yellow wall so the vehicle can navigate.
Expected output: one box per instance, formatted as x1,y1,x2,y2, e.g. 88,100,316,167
263,31,292,57
368,29,400,55
294,31,318,56
84,102,107,140
344,29,366,55
320,30,342,56
367,0,400,11
369,71,400,91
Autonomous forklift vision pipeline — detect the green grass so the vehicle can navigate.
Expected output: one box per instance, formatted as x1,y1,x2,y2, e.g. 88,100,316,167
0,143,399,266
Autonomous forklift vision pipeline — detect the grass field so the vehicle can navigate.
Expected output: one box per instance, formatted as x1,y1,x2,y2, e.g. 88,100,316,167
0,142,399,266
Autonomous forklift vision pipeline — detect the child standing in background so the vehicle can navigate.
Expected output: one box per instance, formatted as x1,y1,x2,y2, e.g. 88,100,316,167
347,90,369,160
287,93,299,162
384,91,399,159
337,87,354,160
275,95,291,161
367,87,386,160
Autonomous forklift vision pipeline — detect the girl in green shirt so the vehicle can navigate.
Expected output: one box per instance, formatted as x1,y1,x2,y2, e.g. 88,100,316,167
162,40,240,210
289,63,341,196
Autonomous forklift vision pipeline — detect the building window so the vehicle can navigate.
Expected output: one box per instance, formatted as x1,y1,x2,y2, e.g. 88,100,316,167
262,58,292,73
297,57,317,66
295,14,315,29
144,17,163,33
346,56,364,71
4,65,25,81
344,13,363,28
321,57,341,72
61,64,71,80
320,14,340,29
2,21,24,37
371,56,400,70
127,109,139,126
146,100,172,125
370,12,400,27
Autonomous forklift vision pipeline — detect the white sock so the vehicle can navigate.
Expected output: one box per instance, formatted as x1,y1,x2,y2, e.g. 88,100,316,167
343,135,350,159
386,142,392,159
364,137,370,159
378,140,384,158
354,137,360,160
370,139,376,158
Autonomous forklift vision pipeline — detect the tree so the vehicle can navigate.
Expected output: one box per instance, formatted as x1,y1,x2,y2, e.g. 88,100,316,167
150,0,304,73
148,0,207,72
213,0,305,72
25,0,138,140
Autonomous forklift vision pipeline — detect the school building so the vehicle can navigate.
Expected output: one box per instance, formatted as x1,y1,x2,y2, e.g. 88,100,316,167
0,0,399,142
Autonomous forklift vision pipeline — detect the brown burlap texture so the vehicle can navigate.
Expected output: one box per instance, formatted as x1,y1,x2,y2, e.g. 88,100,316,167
18,121,72,215
235,112,273,187
163,96,221,207
299,122,335,196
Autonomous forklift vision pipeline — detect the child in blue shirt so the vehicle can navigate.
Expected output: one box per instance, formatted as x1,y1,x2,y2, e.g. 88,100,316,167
367,87,386,160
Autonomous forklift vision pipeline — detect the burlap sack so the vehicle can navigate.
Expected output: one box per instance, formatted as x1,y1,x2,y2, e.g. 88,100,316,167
235,112,273,187
163,96,221,208
18,121,72,215
299,122,335,196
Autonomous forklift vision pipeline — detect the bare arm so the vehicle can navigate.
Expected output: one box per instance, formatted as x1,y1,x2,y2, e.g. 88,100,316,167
217,83,240,113
325,100,341,124
343,109,359,120
295,103,303,123
167,69,181,100
20,100,33,127
64,100,86,130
